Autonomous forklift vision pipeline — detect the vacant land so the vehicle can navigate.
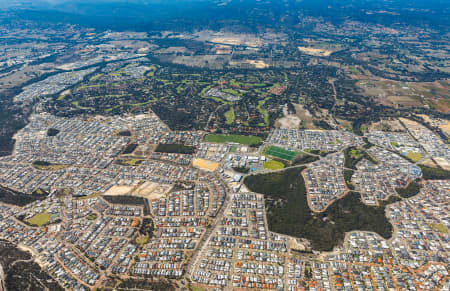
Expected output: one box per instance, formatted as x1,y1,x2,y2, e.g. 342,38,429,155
244,168,393,251
263,160,285,170
298,46,334,57
116,159,143,167
264,146,298,161
204,134,262,145
32,161,70,171
192,158,220,171
133,181,171,200
105,185,135,196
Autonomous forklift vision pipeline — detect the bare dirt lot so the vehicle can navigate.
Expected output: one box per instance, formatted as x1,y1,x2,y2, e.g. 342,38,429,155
419,114,450,136
193,158,220,172
104,185,135,196
105,181,172,200
134,181,172,200
399,118,425,131
229,60,270,69
293,104,317,129
298,46,334,57
357,79,450,113
275,105,301,129
368,119,406,132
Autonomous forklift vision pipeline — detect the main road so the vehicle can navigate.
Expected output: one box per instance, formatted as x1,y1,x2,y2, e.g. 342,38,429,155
185,177,232,281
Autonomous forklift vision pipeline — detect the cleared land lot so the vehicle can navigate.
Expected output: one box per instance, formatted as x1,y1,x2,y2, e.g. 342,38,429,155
105,185,135,196
192,158,220,172
134,182,172,200
264,146,298,161
204,134,262,145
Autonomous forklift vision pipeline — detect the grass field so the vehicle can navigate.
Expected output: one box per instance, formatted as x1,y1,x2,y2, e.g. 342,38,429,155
222,88,242,96
407,151,422,162
263,160,285,170
224,107,235,124
32,161,70,171
204,134,262,145
27,211,51,227
117,159,143,166
136,234,149,245
264,146,298,161
350,148,363,158
256,97,270,127
430,223,448,233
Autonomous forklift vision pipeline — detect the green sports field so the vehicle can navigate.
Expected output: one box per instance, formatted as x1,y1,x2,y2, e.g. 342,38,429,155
27,211,51,227
204,134,262,145
264,146,298,161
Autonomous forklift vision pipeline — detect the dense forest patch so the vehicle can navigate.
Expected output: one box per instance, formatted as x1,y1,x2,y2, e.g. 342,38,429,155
122,143,138,154
0,185,47,206
0,239,64,291
344,147,378,169
47,128,60,136
419,165,450,180
155,143,196,154
396,180,421,198
244,167,394,251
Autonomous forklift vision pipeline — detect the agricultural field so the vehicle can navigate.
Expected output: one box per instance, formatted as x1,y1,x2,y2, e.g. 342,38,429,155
204,134,262,145
264,146,298,161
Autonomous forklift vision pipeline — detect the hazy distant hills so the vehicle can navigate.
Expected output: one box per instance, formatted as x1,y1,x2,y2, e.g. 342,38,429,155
1,0,448,33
